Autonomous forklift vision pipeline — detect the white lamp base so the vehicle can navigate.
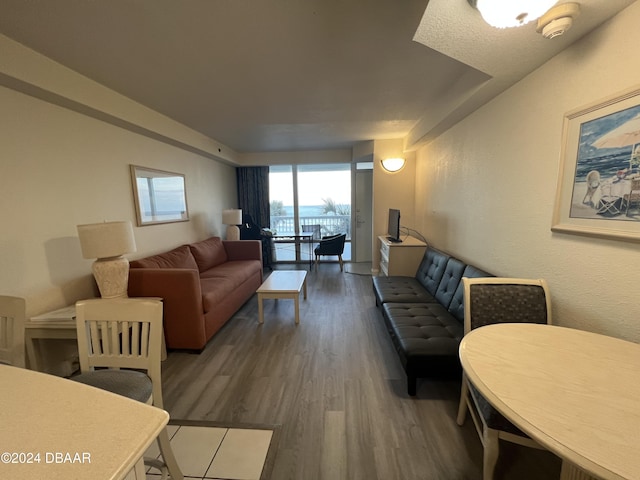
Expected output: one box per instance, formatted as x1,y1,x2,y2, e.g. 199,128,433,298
226,225,240,241
92,256,130,298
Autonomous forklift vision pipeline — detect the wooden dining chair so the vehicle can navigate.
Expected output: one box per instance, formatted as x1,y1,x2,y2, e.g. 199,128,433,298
71,298,183,480
0,295,26,368
456,277,552,480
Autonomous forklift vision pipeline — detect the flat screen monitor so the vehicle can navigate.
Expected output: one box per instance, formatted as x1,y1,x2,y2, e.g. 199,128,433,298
387,208,401,242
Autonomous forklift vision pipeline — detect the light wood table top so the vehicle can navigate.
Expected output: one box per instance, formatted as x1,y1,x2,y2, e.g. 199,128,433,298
459,323,640,480
257,270,308,293
0,364,168,479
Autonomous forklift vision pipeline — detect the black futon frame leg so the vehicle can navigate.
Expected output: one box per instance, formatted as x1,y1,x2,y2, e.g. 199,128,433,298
407,374,417,396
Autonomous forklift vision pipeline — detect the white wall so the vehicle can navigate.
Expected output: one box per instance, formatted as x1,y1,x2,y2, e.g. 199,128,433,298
414,2,640,342
0,36,238,320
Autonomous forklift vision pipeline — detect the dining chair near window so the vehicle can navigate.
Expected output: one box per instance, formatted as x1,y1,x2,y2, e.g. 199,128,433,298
456,277,552,480
71,298,183,480
314,233,346,271
0,295,26,368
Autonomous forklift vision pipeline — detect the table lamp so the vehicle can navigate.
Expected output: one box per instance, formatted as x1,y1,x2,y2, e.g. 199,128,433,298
222,209,242,241
77,221,137,298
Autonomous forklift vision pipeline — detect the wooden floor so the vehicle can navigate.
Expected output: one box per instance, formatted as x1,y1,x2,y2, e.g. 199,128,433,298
161,264,561,480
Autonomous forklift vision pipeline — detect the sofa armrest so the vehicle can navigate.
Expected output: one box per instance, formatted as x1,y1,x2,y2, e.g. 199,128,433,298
223,240,262,262
128,268,205,349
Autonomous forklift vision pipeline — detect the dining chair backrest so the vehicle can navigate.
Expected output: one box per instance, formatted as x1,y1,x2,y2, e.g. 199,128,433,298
0,296,26,368
458,277,552,480
75,298,164,406
462,277,552,334
74,298,182,478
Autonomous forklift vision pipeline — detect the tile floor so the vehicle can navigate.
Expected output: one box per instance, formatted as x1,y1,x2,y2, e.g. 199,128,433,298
137,425,273,480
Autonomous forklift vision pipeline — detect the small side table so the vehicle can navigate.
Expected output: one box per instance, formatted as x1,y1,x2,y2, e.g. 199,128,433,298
25,305,77,372
26,300,167,373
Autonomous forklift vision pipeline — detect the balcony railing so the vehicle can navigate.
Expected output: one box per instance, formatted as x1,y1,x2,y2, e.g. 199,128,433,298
270,215,351,238
269,215,351,263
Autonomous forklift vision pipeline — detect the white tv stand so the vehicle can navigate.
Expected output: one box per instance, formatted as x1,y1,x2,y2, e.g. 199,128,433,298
378,235,427,276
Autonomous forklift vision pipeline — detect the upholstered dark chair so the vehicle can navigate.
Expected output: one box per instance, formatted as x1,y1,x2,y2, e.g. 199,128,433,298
239,213,262,240
314,233,346,271
239,213,272,268
456,277,552,480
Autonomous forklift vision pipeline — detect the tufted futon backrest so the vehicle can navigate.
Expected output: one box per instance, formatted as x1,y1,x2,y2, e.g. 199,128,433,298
414,247,494,321
415,248,450,296
433,258,466,309
447,265,494,322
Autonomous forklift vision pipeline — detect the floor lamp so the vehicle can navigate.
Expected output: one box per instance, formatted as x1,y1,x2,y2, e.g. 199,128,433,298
77,221,137,298
222,209,242,241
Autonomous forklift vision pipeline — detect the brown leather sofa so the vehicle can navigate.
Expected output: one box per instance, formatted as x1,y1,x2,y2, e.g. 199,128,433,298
128,237,262,351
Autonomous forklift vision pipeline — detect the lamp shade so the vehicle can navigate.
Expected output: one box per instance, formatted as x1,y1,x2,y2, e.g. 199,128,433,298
77,221,136,259
222,209,242,225
472,0,557,28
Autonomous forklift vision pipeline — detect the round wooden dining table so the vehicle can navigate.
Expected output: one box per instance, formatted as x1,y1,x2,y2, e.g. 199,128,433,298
459,323,640,480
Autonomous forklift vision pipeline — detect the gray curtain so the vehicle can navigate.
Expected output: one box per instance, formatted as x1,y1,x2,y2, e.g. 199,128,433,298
236,166,270,228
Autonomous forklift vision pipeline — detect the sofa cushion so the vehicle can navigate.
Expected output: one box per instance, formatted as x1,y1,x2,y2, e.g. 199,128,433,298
130,245,198,270
433,258,466,309
448,265,494,322
415,248,450,296
199,260,261,284
372,276,438,304
382,303,463,357
199,260,262,313
189,237,228,272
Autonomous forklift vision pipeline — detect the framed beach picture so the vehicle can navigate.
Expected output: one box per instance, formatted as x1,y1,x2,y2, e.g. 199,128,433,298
552,85,640,242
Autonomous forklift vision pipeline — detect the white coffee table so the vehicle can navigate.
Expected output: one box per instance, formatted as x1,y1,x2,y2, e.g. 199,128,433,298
257,271,307,324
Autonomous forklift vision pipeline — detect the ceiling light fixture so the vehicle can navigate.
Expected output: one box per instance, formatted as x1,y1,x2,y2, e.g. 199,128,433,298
468,0,559,29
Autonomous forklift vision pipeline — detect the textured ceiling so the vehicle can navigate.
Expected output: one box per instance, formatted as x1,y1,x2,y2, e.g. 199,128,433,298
0,0,635,153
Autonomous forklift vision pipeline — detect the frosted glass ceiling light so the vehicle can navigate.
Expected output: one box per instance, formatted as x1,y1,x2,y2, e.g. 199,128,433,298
469,0,558,28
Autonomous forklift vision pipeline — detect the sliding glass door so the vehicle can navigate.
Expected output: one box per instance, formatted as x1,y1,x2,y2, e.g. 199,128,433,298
269,164,351,263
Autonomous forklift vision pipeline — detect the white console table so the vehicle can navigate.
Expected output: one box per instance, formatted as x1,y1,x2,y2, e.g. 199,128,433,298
25,305,78,373
378,235,427,276
26,301,167,373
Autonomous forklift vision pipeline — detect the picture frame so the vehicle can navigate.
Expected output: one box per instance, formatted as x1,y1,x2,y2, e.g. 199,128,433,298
130,165,189,226
551,85,640,242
